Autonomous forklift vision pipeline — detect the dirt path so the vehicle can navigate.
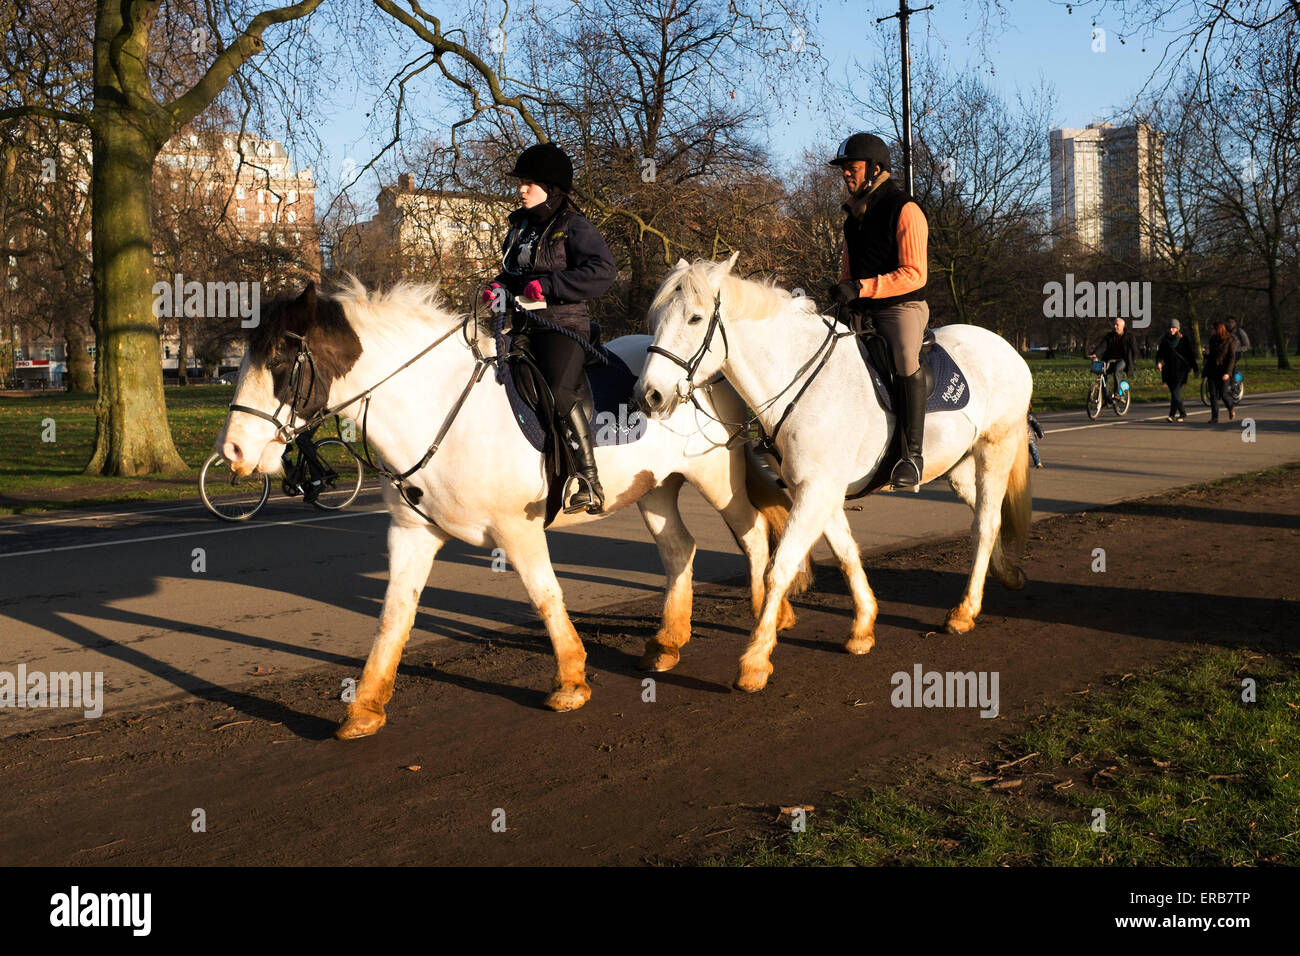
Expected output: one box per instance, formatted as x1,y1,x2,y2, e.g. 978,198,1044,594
1,466,1296,866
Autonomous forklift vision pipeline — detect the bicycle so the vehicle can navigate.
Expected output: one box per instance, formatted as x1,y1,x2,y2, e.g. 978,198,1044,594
199,425,365,522
1085,358,1131,419
1200,366,1245,406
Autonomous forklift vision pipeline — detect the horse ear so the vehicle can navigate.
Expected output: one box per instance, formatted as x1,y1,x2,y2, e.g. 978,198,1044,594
675,257,690,270
722,251,739,273
285,282,316,336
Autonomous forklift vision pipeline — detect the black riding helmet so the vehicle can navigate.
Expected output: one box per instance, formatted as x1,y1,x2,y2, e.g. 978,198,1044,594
510,142,573,195
828,132,892,171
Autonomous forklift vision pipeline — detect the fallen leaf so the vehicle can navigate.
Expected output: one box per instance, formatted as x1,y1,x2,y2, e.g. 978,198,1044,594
405,765,422,772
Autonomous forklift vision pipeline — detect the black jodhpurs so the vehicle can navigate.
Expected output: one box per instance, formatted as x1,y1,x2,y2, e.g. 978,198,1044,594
529,328,589,418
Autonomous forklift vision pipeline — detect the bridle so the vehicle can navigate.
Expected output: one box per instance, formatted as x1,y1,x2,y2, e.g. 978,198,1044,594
643,286,853,462
224,314,488,524
645,291,727,401
228,331,317,444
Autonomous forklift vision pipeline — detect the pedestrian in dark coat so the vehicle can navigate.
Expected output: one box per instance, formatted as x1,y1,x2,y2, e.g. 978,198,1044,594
1155,318,1199,422
1203,319,1238,424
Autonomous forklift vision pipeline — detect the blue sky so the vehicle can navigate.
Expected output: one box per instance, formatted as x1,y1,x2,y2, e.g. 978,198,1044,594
307,0,1170,208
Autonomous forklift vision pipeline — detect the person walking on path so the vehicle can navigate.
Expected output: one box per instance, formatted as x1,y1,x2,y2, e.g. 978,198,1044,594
1203,319,1239,424
1155,318,1199,422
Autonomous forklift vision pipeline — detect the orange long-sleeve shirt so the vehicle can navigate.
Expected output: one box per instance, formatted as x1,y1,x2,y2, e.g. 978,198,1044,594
839,201,928,299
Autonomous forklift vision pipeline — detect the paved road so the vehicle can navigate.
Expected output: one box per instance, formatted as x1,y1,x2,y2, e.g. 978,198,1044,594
3,390,1298,732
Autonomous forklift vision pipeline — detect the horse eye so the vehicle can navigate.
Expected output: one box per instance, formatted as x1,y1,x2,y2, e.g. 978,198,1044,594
688,314,703,325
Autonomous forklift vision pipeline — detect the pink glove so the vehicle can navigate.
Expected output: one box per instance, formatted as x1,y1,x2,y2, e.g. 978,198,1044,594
522,279,545,301
481,282,501,304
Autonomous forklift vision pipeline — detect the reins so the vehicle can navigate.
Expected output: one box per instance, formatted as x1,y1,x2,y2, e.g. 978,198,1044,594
227,310,492,525
647,288,854,461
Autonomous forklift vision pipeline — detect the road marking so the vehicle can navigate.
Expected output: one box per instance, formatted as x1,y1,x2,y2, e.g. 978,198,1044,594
0,509,389,559
5,503,209,527
1043,395,1300,435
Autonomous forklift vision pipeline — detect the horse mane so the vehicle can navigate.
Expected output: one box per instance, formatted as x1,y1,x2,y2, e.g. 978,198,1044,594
328,275,485,345
647,259,820,331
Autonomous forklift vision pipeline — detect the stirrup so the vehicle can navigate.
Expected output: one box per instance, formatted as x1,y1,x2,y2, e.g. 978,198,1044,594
563,473,605,514
890,455,923,491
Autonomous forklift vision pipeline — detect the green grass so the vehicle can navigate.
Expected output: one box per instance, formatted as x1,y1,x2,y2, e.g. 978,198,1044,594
1025,356,1300,411
0,385,233,513
708,650,1300,866
2,351,1299,513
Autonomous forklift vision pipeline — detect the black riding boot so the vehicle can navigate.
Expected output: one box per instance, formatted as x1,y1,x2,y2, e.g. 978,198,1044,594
890,369,927,491
562,405,605,514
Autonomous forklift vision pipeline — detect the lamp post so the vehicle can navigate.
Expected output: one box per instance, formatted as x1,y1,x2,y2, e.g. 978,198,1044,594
877,1,934,196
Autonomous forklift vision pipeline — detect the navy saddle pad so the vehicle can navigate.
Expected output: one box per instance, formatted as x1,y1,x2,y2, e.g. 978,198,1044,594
857,336,971,413
501,336,647,453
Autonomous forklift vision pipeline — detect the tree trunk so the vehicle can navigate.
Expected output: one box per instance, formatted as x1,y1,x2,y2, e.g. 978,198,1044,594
1183,286,1203,354
62,315,94,392
85,107,186,474
177,318,189,386
1267,263,1292,369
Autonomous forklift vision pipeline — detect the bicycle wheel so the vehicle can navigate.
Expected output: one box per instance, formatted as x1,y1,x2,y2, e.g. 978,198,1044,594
1233,381,1245,403
1086,380,1103,419
1114,384,1132,416
199,452,270,521
1200,376,1210,406
310,438,364,510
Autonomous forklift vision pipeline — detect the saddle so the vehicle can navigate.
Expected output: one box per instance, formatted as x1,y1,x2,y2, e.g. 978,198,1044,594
499,322,645,526
847,319,970,498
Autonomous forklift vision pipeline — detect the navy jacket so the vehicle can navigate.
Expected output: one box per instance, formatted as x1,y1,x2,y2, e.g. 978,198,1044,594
495,197,616,334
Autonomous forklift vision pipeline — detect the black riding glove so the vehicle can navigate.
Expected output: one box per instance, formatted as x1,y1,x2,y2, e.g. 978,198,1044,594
827,281,859,307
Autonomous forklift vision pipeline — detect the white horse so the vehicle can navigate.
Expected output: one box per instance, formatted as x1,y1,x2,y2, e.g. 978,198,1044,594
216,279,804,739
635,255,1032,692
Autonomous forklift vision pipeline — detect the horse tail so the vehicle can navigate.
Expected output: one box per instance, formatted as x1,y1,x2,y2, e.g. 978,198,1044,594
1001,411,1032,560
743,443,813,596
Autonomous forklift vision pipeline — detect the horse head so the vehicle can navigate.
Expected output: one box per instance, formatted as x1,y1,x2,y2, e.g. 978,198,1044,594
216,282,362,476
636,252,738,418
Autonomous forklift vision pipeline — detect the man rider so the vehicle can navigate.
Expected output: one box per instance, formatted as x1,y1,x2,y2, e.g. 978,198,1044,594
826,132,931,490
1089,317,1138,403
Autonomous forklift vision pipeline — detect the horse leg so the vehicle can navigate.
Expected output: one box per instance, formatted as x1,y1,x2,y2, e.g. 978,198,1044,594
336,521,445,740
821,506,878,654
945,437,1016,634
636,476,695,672
689,446,794,630
948,455,1025,592
736,484,839,692
500,524,592,711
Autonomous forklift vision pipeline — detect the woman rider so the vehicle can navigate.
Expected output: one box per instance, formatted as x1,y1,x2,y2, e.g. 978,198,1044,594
482,143,617,514
826,132,930,490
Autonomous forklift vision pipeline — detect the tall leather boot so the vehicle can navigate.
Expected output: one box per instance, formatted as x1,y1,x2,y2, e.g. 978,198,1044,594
562,405,605,514
889,368,927,491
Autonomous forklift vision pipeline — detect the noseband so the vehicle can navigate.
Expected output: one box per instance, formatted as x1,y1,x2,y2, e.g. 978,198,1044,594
645,291,726,399
228,331,316,444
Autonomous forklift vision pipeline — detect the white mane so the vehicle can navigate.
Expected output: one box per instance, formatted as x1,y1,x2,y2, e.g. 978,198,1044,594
329,275,485,345
648,259,822,331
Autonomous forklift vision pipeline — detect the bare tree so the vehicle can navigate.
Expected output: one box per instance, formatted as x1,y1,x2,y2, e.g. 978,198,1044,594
0,0,326,475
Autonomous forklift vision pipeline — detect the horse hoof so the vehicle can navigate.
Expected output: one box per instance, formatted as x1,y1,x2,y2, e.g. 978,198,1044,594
845,633,875,655
335,710,385,740
544,683,591,712
733,665,772,693
638,645,681,672
944,612,976,635
1002,567,1028,590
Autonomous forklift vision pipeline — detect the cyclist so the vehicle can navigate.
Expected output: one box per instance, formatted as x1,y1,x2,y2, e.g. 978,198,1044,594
1089,317,1137,405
